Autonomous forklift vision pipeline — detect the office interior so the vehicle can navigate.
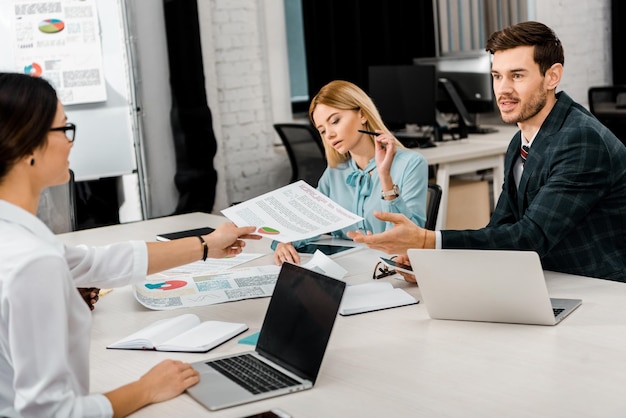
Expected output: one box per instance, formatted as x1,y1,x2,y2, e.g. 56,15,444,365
44,0,623,230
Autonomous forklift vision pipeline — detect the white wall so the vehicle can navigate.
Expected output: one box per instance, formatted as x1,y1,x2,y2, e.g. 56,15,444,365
196,0,292,212
131,0,613,218
532,0,612,106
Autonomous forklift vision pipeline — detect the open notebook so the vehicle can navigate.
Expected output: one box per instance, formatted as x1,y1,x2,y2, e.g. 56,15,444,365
187,262,346,410
407,249,582,325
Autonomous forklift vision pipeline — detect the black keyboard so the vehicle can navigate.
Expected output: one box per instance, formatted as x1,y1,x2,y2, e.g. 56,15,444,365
553,308,565,317
206,354,300,394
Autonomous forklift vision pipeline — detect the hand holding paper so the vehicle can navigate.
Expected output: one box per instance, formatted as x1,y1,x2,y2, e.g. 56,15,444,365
221,181,363,243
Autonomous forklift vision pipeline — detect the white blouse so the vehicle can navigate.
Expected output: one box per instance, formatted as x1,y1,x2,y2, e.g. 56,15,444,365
0,200,148,418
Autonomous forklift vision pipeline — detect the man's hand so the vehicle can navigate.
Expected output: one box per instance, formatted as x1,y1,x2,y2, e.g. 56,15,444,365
347,211,425,254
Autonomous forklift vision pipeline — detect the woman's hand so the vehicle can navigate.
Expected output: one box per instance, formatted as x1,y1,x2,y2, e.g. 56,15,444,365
374,132,397,179
138,359,200,404
273,242,301,265
105,359,200,417
205,222,262,258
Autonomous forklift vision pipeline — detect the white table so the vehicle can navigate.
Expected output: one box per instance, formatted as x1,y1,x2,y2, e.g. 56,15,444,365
414,125,517,229
59,213,626,418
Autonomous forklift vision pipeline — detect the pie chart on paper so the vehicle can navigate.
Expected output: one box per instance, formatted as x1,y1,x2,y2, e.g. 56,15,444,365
24,63,43,77
258,226,280,235
38,18,65,34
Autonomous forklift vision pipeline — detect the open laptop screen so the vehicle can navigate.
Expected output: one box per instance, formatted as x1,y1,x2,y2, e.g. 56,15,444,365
256,263,345,383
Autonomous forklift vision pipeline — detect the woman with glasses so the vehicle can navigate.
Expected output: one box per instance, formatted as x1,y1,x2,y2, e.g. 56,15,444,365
272,80,429,265
0,72,260,417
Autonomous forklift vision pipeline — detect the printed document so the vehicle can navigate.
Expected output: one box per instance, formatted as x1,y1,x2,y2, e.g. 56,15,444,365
134,265,281,311
133,251,349,311
221,181,363,243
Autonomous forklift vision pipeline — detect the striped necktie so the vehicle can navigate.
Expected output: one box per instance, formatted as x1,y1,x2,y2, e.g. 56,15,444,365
520,145,529,166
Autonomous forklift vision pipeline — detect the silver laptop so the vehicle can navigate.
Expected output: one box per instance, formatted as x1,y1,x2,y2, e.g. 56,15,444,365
186,262,346,410
407,249,582,325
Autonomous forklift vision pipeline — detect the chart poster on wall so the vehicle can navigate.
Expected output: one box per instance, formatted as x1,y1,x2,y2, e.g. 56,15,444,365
8,0,106,105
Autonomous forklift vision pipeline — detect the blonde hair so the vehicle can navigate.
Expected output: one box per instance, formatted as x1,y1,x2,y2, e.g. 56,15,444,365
309,80,403,167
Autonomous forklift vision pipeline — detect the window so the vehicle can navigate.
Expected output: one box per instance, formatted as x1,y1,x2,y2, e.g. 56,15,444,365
435,0,530,54
283,0,309,114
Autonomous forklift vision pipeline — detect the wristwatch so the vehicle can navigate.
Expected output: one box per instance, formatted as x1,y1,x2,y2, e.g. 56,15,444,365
381,184,400,199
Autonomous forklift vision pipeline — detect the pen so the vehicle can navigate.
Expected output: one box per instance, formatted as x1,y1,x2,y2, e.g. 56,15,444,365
358,129,380,136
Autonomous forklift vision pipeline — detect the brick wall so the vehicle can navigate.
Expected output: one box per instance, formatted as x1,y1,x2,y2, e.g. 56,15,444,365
197,0,290,211
534,0,612,106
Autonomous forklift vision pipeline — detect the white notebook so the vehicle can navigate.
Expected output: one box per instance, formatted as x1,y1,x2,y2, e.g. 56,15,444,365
107,313,248,352
339,282,418,316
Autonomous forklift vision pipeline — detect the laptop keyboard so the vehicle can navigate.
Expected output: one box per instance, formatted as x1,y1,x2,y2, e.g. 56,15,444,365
553,308,565,317
206,354,300,394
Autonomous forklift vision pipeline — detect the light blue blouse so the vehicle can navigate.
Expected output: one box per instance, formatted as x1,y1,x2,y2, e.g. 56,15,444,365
272,148,428,249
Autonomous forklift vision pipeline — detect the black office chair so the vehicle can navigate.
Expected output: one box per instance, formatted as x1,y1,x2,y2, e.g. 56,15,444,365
425,183,442,231
588,86,626,147
37,169,77,234
273,123,327,187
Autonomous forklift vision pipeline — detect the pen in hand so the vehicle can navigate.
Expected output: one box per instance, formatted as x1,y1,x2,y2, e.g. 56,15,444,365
358,129,380,136
358,129,388,149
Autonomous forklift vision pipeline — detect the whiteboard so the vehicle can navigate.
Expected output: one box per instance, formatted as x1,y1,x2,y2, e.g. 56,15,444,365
0,0,138,181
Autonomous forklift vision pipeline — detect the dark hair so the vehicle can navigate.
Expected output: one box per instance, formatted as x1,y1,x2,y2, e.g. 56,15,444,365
0,73,58,180
485,21,564,75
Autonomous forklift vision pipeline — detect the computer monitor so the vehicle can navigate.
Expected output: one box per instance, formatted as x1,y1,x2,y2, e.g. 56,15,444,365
367,65,438,132
414,51,497,135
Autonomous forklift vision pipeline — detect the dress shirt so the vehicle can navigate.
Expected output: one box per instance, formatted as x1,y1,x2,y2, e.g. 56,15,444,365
435,129,538,250
272,148,428,249
513,130,538,188
0,200,148,418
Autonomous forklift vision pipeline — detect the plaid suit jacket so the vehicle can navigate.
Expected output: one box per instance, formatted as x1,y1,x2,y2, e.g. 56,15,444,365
442,92,626,282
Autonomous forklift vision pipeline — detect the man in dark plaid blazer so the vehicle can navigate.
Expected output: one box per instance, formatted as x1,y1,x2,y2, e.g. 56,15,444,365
348,21,626,282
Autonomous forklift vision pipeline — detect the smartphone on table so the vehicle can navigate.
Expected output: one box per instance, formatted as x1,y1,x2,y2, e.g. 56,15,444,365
380,257,414,274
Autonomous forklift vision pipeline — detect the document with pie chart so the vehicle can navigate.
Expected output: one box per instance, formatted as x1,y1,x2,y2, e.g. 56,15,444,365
222,180,363,243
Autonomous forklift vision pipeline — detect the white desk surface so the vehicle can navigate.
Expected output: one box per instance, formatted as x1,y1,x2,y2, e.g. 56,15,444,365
413,125,518,229
59,213,626,418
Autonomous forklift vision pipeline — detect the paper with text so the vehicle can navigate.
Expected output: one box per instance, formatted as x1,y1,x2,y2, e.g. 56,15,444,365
221,181,363,243
134,265,280,310
7,0,107,104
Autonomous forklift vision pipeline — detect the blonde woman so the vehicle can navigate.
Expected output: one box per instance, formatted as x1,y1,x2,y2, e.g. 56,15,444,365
273,80,428,265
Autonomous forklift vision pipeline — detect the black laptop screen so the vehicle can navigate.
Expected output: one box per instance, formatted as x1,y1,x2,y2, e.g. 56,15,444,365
256,263,345,383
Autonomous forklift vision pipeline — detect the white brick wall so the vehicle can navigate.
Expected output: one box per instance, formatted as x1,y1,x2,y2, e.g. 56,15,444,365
534,0,612,106
198,0,290,211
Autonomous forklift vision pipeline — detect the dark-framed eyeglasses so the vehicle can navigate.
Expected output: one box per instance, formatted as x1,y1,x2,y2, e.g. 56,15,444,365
372,261,396,280
49,122,76,142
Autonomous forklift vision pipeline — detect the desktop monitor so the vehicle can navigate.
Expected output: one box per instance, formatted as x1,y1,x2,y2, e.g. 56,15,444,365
414,51,496,134
367,65,438,132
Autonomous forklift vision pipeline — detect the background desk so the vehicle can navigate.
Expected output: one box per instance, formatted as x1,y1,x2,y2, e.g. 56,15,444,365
415,125,518,229
59,213,626,418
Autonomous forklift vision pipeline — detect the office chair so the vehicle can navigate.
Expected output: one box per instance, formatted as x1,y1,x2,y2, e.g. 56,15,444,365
425,183,442,231
588,86,626,147
273,123,327,187
36,169,77,234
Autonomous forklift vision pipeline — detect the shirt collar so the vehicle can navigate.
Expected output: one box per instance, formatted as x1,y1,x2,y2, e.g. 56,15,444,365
520,129,540,148
0,199,64,253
